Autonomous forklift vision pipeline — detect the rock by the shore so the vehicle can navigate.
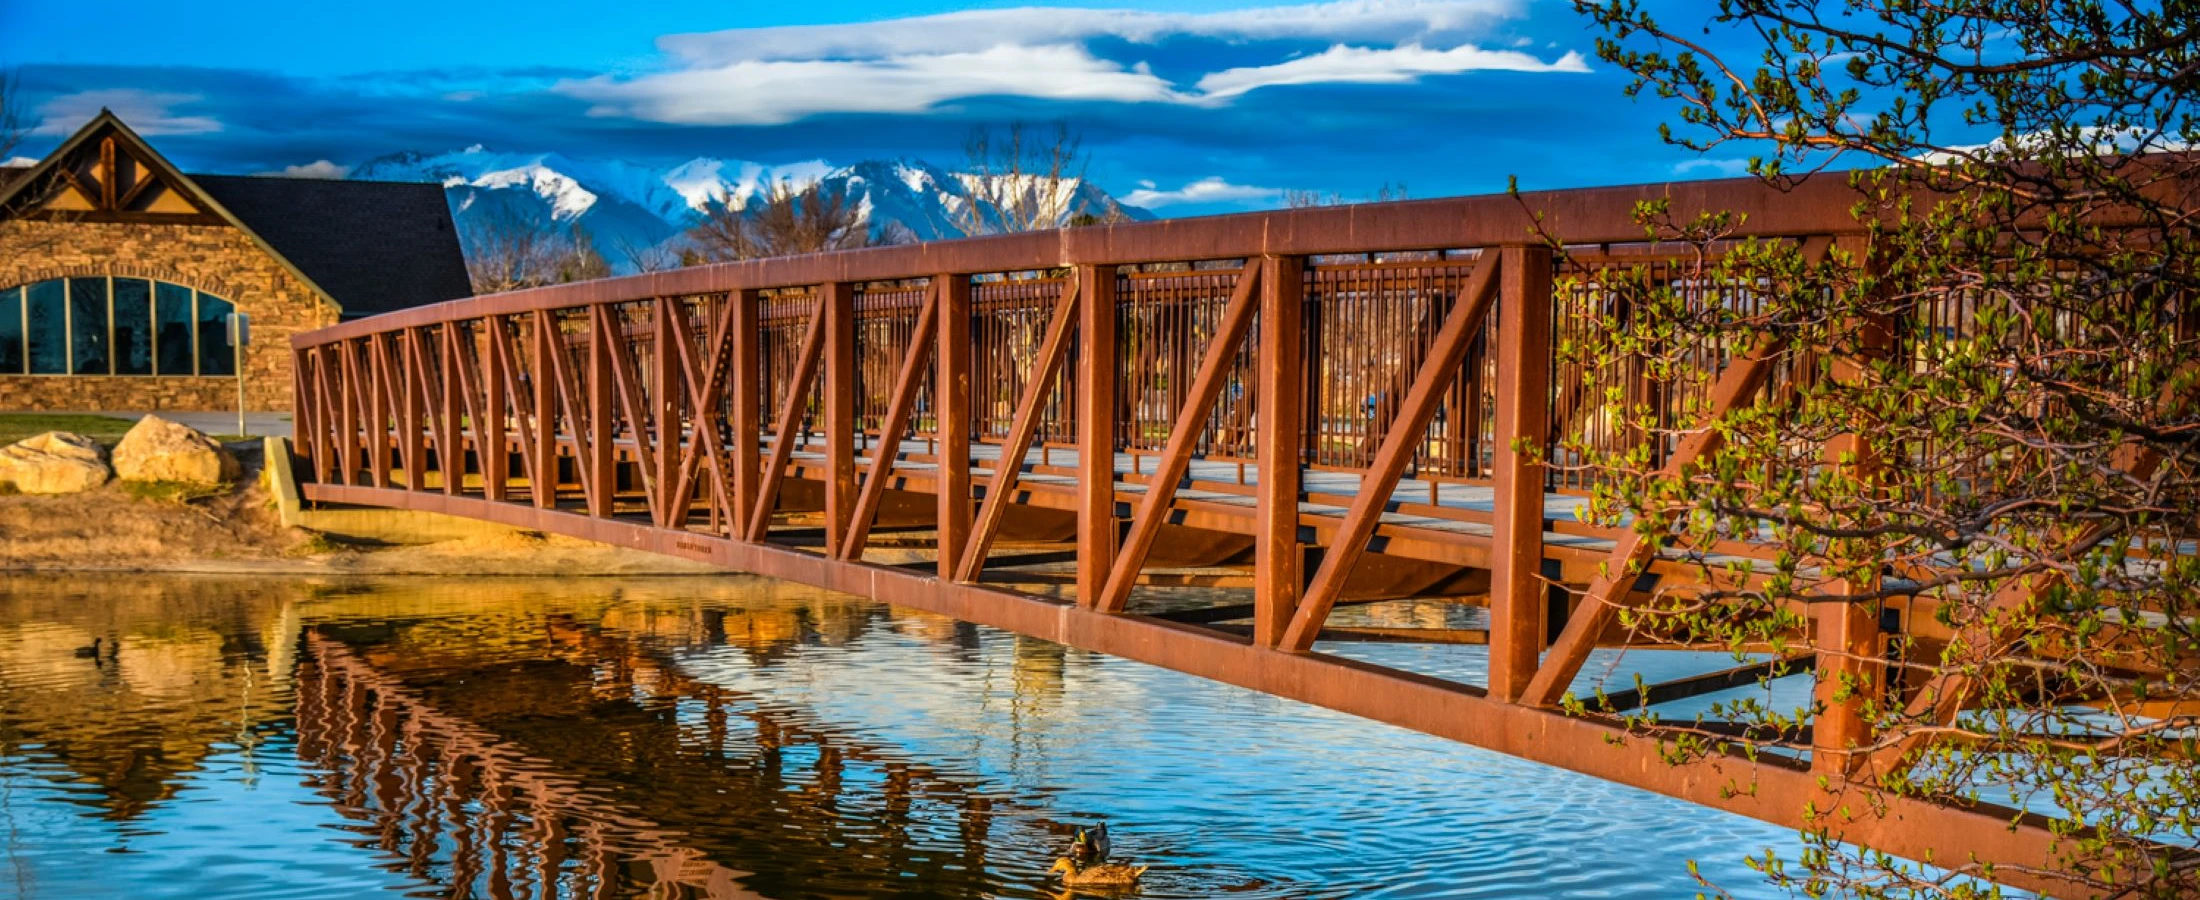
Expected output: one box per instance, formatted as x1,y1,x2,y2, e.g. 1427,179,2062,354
0,432,113,494
113,416,241,485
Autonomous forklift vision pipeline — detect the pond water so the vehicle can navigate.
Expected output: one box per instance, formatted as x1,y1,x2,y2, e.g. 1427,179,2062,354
0,575,1802,899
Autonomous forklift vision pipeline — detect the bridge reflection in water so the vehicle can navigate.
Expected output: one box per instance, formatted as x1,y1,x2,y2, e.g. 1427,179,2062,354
0,576,1815,898
289,599,1080,898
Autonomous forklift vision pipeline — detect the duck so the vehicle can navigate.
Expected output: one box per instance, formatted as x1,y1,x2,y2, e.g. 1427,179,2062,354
73,637,103,659
1049,857,1147,889
1070,823,1112,865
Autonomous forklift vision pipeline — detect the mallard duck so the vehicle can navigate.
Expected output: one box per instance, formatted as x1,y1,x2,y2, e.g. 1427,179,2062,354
1050,857,1146,889
1070,823,1112,864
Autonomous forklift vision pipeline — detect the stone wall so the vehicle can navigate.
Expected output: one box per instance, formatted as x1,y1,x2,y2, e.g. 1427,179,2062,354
0,218,338,411
0,375,241,411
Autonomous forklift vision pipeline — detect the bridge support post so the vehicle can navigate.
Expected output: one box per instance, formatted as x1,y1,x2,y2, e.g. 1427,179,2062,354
587,307,615,517
935,275,973,579
824,282,858,551
368,333,392,488
292,348,310,470
530,313,557,509
1076,265,1119,607
1255,255,1305,646
1490,245,1553,702
731,290,762,540
400,330,426,490
481,320,509,503
1813,253,1890,776
652,298,681,528
336,344,359,485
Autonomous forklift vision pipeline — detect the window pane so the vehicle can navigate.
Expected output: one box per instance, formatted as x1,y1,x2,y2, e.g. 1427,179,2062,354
26,280,66,375
155,282,195,375
197,292,235,377
69,277,108,375
0,286,21,375
112,278,152,376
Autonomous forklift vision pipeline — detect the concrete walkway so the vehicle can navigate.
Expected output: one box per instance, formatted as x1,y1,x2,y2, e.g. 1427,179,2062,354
48,410,294,438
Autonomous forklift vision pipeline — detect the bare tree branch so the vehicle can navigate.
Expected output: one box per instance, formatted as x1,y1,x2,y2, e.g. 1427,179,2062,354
685,178,898,262
461,205,608,294
957,122,1125,234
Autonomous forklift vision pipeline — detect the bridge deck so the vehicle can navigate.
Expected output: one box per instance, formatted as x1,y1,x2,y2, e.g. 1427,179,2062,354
781,436,1756,574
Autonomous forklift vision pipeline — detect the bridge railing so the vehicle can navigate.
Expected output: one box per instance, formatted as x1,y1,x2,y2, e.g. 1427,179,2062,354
293,175,1865,502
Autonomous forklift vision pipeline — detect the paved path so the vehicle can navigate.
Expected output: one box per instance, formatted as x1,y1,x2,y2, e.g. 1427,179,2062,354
41,410,294,438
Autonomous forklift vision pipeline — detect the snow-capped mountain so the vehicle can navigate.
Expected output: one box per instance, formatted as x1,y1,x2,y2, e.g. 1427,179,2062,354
351,146,1150,270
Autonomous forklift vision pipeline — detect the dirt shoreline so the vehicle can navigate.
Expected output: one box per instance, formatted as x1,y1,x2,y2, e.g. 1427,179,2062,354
2,444,723,578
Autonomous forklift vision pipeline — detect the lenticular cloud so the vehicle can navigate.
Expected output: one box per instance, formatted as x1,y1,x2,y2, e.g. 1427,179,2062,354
653,0,1525,64
555,0,1589,127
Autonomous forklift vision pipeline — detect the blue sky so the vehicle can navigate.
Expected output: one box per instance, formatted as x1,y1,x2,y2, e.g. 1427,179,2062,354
0,0,1756,214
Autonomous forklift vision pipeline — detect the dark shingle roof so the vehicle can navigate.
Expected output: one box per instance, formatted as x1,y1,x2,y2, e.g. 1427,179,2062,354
192,175,472,319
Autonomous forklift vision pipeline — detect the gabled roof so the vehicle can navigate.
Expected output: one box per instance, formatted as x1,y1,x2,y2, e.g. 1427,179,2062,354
194,175,472,318
1,111,472,318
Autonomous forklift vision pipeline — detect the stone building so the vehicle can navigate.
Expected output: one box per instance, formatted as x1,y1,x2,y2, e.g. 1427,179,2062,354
0,111,470,411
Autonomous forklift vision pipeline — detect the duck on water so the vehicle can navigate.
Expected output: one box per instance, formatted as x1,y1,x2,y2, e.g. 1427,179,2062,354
1053,823,1146,889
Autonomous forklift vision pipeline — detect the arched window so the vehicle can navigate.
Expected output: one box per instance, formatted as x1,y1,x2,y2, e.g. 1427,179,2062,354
0,277,239,377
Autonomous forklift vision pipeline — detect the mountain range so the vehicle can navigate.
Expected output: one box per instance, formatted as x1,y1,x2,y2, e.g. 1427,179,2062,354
350,147,1151,270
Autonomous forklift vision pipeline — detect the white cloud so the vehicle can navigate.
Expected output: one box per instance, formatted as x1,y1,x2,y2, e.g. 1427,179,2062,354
658,0,1522,63
1,156,37,168
263,159,353,179
1123,176,1280,208
560,1,1591,126
34,89,221,136
561,44,1182,126
1196,43,1587,99
1672,158,1752,177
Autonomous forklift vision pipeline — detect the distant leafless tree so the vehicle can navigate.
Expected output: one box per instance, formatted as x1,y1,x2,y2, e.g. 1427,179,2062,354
461,205,609,294
1283,182,1408,209
686,179,897,262
1,70,76,255
611,234,684,273
958,122,1127,234
0,71,25,164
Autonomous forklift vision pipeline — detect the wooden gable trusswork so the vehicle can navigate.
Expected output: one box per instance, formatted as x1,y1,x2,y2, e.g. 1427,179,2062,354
0,112,221,224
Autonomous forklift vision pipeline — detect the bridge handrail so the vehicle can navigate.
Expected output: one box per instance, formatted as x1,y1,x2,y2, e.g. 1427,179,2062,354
296,174,1871,347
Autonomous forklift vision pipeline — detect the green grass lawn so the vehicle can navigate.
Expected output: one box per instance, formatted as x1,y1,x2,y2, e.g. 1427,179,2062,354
0,413,252,447
0,413,140,446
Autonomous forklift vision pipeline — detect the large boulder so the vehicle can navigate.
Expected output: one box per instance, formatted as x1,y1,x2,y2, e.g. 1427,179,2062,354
0,432,112,494
112,415,241,485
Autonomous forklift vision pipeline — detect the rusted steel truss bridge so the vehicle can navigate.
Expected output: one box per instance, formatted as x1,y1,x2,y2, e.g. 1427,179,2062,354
290,175,2152,894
